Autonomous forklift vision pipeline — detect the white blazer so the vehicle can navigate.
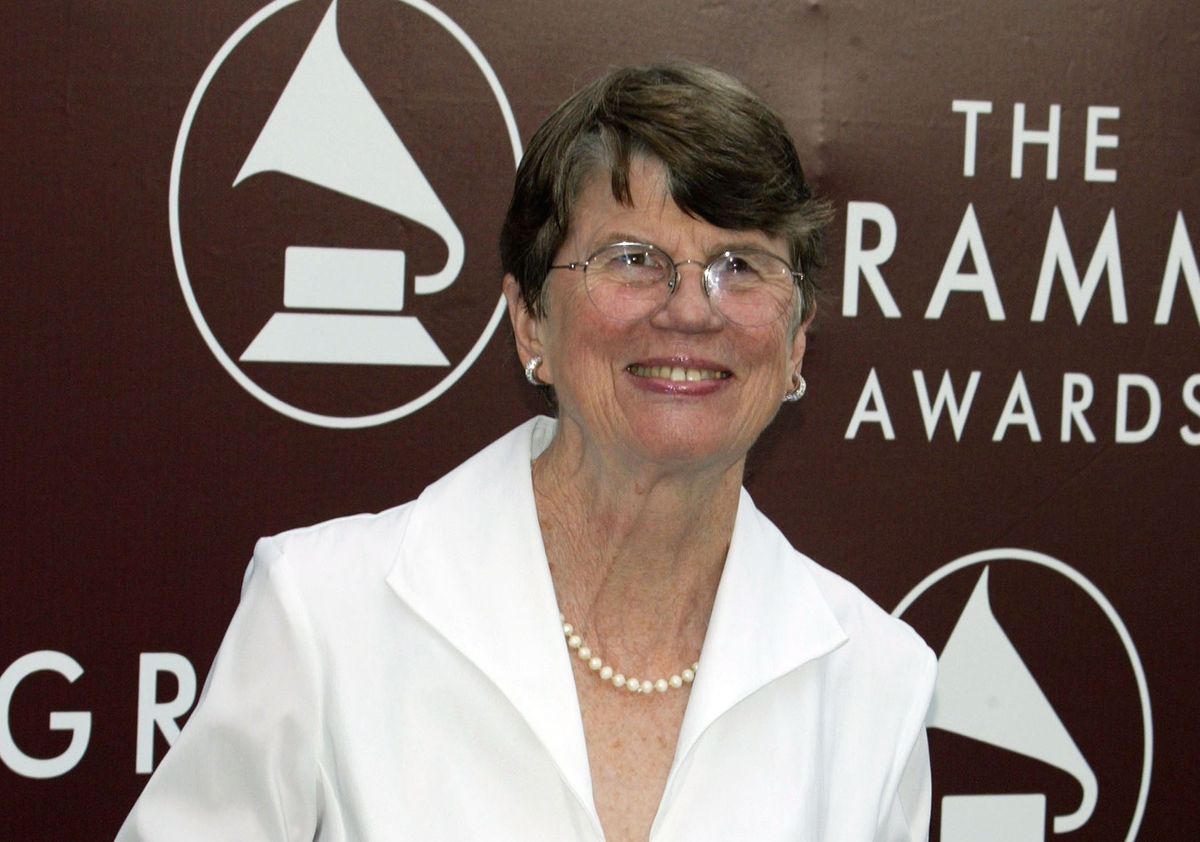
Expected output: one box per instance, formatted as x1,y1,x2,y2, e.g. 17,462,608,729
117,417,936,841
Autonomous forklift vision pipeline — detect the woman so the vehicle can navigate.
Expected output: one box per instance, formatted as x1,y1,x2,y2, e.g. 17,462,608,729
117,64,935,842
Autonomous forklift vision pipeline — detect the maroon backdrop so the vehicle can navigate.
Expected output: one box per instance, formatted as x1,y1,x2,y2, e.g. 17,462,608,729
2,1,1195,839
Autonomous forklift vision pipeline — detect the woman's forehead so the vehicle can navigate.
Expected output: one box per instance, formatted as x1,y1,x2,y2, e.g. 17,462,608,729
567,159,784,256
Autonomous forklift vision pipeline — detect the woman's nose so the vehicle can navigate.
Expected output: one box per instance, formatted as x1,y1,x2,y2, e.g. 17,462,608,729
651,261,724,331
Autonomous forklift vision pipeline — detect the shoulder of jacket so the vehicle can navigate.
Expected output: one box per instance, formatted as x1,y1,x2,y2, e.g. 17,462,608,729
795,549,936,680
251,501,417,582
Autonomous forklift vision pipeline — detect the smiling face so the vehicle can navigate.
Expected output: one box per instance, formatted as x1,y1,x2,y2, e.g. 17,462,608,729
506,157,809,475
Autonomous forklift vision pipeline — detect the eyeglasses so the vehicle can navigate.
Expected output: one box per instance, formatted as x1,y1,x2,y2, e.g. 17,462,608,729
549,241,802,327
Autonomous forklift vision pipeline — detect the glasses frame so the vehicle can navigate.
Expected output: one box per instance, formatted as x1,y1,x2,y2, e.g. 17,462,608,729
549,240,804,326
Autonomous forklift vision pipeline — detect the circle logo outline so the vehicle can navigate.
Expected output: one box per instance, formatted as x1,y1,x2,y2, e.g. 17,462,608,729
894,547,1153,842
169,0,521,428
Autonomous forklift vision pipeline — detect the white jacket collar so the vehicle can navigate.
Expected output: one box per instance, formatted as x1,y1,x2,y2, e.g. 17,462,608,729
385,418,847,825
674,486,849,776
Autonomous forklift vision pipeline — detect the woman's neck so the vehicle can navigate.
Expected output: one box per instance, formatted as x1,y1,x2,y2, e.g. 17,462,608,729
531,427,743,674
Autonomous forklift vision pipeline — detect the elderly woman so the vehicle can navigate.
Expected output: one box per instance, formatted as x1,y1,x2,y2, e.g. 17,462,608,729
117,64,935,842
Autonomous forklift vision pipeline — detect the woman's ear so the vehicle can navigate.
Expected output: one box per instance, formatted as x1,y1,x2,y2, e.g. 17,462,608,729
503,274,550,382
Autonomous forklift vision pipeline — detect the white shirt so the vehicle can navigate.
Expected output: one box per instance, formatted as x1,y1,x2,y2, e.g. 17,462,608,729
117,417,936,841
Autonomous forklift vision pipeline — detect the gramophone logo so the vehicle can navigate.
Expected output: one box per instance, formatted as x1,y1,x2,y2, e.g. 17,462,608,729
170,0,521,427
895,550,1152,842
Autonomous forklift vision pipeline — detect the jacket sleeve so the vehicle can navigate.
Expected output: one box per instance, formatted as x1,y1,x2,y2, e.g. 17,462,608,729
115,537,325,842
877,645,938,842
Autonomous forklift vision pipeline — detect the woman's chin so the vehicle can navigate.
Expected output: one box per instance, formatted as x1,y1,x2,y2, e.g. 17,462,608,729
615,420,753,475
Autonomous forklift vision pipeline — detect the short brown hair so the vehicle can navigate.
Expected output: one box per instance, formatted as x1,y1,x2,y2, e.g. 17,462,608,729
500,63,831,322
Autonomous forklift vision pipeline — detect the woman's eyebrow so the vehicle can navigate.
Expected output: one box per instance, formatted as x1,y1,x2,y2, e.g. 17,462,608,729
709,239,777,254
586,233,780,257
593,231,653,246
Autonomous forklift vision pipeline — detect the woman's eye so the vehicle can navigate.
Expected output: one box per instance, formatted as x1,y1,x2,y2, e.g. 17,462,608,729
720,254,762,277
603,249,665,277
724,256,751,273
617,251,657,268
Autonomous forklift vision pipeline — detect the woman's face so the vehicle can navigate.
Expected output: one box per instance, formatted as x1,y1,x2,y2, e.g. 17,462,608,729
506,157,809,474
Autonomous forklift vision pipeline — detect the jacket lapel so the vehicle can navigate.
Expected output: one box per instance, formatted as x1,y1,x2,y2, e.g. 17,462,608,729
671,488,849,776
384,420,848,833
384,418,599,824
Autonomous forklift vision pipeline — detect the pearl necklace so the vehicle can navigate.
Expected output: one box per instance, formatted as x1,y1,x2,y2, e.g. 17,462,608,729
560,613,698,695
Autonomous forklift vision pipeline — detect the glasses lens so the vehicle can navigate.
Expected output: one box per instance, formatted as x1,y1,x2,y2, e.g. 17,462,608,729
584,243,673,320
708,250,796,326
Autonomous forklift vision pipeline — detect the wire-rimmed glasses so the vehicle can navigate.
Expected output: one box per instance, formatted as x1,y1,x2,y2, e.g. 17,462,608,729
549,241,801,327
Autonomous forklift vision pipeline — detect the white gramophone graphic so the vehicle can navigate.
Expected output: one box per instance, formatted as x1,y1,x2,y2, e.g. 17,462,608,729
932,567,1098,842
234,0,459,366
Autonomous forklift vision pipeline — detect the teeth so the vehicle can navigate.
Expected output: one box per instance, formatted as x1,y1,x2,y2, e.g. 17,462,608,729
628,364,729,381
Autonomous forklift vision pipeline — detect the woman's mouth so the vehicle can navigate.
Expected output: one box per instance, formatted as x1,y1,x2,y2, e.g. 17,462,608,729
626,364,732,382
